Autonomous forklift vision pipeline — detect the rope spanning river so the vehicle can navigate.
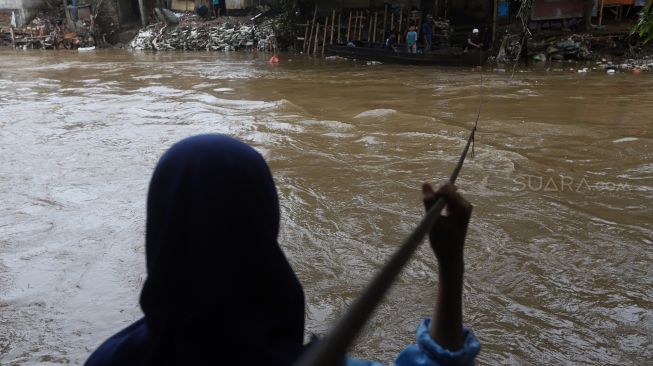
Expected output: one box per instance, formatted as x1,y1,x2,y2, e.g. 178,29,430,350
0,49,651,365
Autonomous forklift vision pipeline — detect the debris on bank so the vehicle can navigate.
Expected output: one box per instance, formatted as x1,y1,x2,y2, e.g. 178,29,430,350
129,14,277,52
493,29,653,73
597,56,653,72
1,6,100,50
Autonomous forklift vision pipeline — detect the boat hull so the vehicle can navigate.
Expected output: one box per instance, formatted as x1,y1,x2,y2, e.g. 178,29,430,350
327,45,487,67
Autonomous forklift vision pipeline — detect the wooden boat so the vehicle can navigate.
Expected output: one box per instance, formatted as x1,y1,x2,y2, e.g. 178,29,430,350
327,43,488,67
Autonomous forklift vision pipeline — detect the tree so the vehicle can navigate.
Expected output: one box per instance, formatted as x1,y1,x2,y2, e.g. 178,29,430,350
632,4,653,44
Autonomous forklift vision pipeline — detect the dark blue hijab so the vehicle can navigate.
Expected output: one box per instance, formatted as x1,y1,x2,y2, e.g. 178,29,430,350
86,134,306,366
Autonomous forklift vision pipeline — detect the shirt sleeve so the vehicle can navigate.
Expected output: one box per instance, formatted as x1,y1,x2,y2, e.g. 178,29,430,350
394,318,480,366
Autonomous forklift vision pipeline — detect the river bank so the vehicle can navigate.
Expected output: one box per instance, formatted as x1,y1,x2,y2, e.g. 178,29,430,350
2,2,653,69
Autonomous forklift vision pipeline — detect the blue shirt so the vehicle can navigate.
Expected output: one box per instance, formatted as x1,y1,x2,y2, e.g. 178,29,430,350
406,31,417,46
347,318,480,366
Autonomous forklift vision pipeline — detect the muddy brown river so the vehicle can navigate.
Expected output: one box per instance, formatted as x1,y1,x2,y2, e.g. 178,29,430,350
0,49,651,365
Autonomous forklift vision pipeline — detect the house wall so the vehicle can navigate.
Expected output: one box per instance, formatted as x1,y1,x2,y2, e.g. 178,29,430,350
531,0,599,21
0,0,46,26
307,0,421,12
226,0,255,9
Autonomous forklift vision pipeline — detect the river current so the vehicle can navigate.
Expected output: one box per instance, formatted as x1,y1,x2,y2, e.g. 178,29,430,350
0,49,651,365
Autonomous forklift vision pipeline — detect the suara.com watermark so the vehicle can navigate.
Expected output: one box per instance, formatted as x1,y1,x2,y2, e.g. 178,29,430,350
513,174,632,192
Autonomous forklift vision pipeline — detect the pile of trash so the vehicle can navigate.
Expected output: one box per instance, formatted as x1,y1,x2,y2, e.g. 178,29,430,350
597,56,653,72
526,35,592,62
130,13,276,52
1,8,98,49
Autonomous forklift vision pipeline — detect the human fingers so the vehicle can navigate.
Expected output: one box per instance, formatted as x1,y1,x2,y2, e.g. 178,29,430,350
431,185,472,219
423,182,456,211
422,182,437,210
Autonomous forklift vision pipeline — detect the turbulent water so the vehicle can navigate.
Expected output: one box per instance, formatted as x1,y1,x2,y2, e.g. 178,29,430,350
0,49,651,365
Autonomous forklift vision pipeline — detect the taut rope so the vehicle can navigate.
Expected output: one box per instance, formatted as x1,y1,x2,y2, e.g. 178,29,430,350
294,60,483,366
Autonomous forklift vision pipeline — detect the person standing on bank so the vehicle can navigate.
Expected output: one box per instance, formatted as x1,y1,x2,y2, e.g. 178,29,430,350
465,28,482,52
406,25,418,53
84,134,480,366
211,0,220,17
421,15,434,52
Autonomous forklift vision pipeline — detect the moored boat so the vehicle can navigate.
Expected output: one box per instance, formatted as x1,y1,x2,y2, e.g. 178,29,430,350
327,43,488,67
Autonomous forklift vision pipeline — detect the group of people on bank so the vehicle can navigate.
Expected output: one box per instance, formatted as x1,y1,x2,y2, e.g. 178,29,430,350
195,0,225,18
382,14,485,54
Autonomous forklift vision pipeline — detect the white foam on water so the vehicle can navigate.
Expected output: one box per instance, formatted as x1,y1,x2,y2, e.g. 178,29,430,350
355,136,380,145
613,137,639,143
354,109,397,119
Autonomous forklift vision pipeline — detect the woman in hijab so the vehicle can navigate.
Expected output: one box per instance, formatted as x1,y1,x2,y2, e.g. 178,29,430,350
85,134,479,366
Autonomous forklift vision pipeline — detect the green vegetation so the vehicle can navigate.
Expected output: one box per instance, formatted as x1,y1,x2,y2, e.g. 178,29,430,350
632,4,653,44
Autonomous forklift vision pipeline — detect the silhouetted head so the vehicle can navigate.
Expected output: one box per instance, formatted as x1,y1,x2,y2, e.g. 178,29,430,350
141,134,305,365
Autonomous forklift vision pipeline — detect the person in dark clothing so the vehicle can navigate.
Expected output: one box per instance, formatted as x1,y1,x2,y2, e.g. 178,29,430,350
386,32,397,50
422,15,434,52
465,28,482,52
85,135,480,366
84,135,305,366
195,4,209,18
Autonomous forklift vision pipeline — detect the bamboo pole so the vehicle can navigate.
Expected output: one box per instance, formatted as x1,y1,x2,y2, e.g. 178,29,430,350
398,8,403,43
307,21,314,53
307,6,317,53
314,22,320,55
330,10,335,44
347,11,352,41
358,11,363,41
599,0,605,26
368,13,373,42
10,26,15,48
382,4,387,41
338,13,342,43
138,0,147,26
373,12,378,43
303,22,309,52
353,12,358,41
323,17,328,55
492,0,498,47
62,0,73,31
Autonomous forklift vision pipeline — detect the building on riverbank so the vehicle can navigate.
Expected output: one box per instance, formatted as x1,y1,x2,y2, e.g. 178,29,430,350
0,0,44,26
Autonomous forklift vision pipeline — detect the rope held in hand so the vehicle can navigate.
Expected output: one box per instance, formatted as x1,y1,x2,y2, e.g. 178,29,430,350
294,127,478,366
294,76,482,366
